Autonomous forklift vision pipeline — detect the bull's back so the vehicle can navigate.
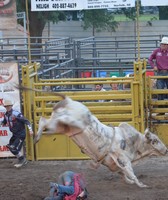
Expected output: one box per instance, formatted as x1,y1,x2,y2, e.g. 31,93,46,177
118,122,141,140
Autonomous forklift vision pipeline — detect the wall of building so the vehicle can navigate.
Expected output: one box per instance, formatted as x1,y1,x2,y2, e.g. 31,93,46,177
2,20,168,40
43,20,168,39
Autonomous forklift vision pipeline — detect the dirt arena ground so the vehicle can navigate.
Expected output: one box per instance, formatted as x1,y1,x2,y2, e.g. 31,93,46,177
0,156,168,200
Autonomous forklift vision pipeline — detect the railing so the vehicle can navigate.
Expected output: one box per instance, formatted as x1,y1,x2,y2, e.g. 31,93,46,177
0,35,167,79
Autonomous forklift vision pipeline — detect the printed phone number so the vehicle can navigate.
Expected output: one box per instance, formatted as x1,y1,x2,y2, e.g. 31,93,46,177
52,3,77,9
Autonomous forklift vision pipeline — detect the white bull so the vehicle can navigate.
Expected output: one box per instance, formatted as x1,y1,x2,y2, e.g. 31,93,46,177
18,85,168,188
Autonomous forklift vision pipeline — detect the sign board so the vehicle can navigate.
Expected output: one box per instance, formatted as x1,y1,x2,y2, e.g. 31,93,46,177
0,62,21,157
0,126,13,157
86,0,135,10
141,0,168,6
31,0,135,11
0,0,17,29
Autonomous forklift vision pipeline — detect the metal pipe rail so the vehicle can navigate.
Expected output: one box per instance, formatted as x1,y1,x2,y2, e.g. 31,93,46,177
0,35,166,80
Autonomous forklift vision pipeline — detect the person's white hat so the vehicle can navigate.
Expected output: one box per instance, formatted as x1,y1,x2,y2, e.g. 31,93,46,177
3,100,13,107
160,37,168,44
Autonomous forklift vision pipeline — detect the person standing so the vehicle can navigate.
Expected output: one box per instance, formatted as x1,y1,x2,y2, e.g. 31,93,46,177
1,99,33,168
148,37,168,102
93,84,106,102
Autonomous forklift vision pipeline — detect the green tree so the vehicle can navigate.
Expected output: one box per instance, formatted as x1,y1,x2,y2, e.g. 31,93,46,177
121,7,137,21
82,9,119,36
16,0,65,44
121,3,143,21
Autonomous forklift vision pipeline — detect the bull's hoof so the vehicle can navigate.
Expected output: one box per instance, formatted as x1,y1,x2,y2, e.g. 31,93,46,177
138,182,149,188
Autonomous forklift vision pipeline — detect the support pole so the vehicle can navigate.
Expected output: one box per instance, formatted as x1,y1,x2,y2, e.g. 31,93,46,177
26,0,31,63
136,0,140,61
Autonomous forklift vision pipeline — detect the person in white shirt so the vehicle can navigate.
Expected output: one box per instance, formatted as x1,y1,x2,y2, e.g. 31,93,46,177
93,84,106,102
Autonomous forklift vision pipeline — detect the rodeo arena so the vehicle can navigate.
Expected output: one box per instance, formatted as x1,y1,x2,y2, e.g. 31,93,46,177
0,0,168,200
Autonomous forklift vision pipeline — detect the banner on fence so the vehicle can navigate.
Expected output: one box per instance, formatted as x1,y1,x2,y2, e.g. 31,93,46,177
0,62,20,157
31,0,135,11
0,0,17,30
141,0,168,6
0,126,13,157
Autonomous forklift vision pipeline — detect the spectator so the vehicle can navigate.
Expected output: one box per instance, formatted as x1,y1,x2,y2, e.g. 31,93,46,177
123,73,134,90
1,99,33,168
110,76,119,90
148,37,168,103
110,76,124,102
94,83,106,92
93,84,106,102
44,171,88,200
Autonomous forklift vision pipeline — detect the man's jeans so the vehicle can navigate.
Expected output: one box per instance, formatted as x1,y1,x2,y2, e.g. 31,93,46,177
57,185,74,195
45,185,74,200
156,71,168,100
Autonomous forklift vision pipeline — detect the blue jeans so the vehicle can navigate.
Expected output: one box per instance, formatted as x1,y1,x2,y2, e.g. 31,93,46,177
57,184,74,195
46,184,74,200
8,135,25,155
44,196,62,200
156,71,168,100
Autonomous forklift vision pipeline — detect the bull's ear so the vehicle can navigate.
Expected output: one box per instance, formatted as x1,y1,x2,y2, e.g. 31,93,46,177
144,128,151,141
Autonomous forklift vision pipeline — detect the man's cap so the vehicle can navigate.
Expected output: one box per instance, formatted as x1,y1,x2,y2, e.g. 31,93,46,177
3,100,13,106
125,73,134,77
160,37,168,44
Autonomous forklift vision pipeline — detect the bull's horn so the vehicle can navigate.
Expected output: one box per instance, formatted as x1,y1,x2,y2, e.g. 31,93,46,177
144,128,151,140
144,128,150,134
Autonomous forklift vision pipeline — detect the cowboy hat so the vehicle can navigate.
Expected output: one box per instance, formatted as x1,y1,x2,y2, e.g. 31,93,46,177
160,37,168,44
3,100,13,106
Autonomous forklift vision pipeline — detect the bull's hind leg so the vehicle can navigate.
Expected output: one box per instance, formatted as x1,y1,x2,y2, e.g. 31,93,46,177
34,113,85,144
110,154,148,188
34,117,47,143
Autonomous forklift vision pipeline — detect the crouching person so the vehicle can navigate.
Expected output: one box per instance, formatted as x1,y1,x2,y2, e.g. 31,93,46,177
44,171,88,200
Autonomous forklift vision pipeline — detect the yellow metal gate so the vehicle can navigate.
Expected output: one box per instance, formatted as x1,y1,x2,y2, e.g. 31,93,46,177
21,60,168,161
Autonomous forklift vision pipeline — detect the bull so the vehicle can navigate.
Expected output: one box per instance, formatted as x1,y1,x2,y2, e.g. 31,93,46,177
17,85,168,188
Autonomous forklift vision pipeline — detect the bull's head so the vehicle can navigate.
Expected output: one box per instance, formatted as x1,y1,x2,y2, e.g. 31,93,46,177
144,129,168,155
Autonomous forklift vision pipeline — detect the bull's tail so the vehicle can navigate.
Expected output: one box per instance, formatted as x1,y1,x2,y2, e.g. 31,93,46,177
15,84,66,99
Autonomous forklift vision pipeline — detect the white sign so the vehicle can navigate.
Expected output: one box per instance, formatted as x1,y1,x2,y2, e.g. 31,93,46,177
86,0,135,10
141,0,168,6
31,0,135,11
0,126,13,157
31,0,85,11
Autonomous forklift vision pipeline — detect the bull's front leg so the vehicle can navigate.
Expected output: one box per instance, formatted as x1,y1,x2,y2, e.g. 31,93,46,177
110,153,148,188
118,171,135,184
123,163,148,188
